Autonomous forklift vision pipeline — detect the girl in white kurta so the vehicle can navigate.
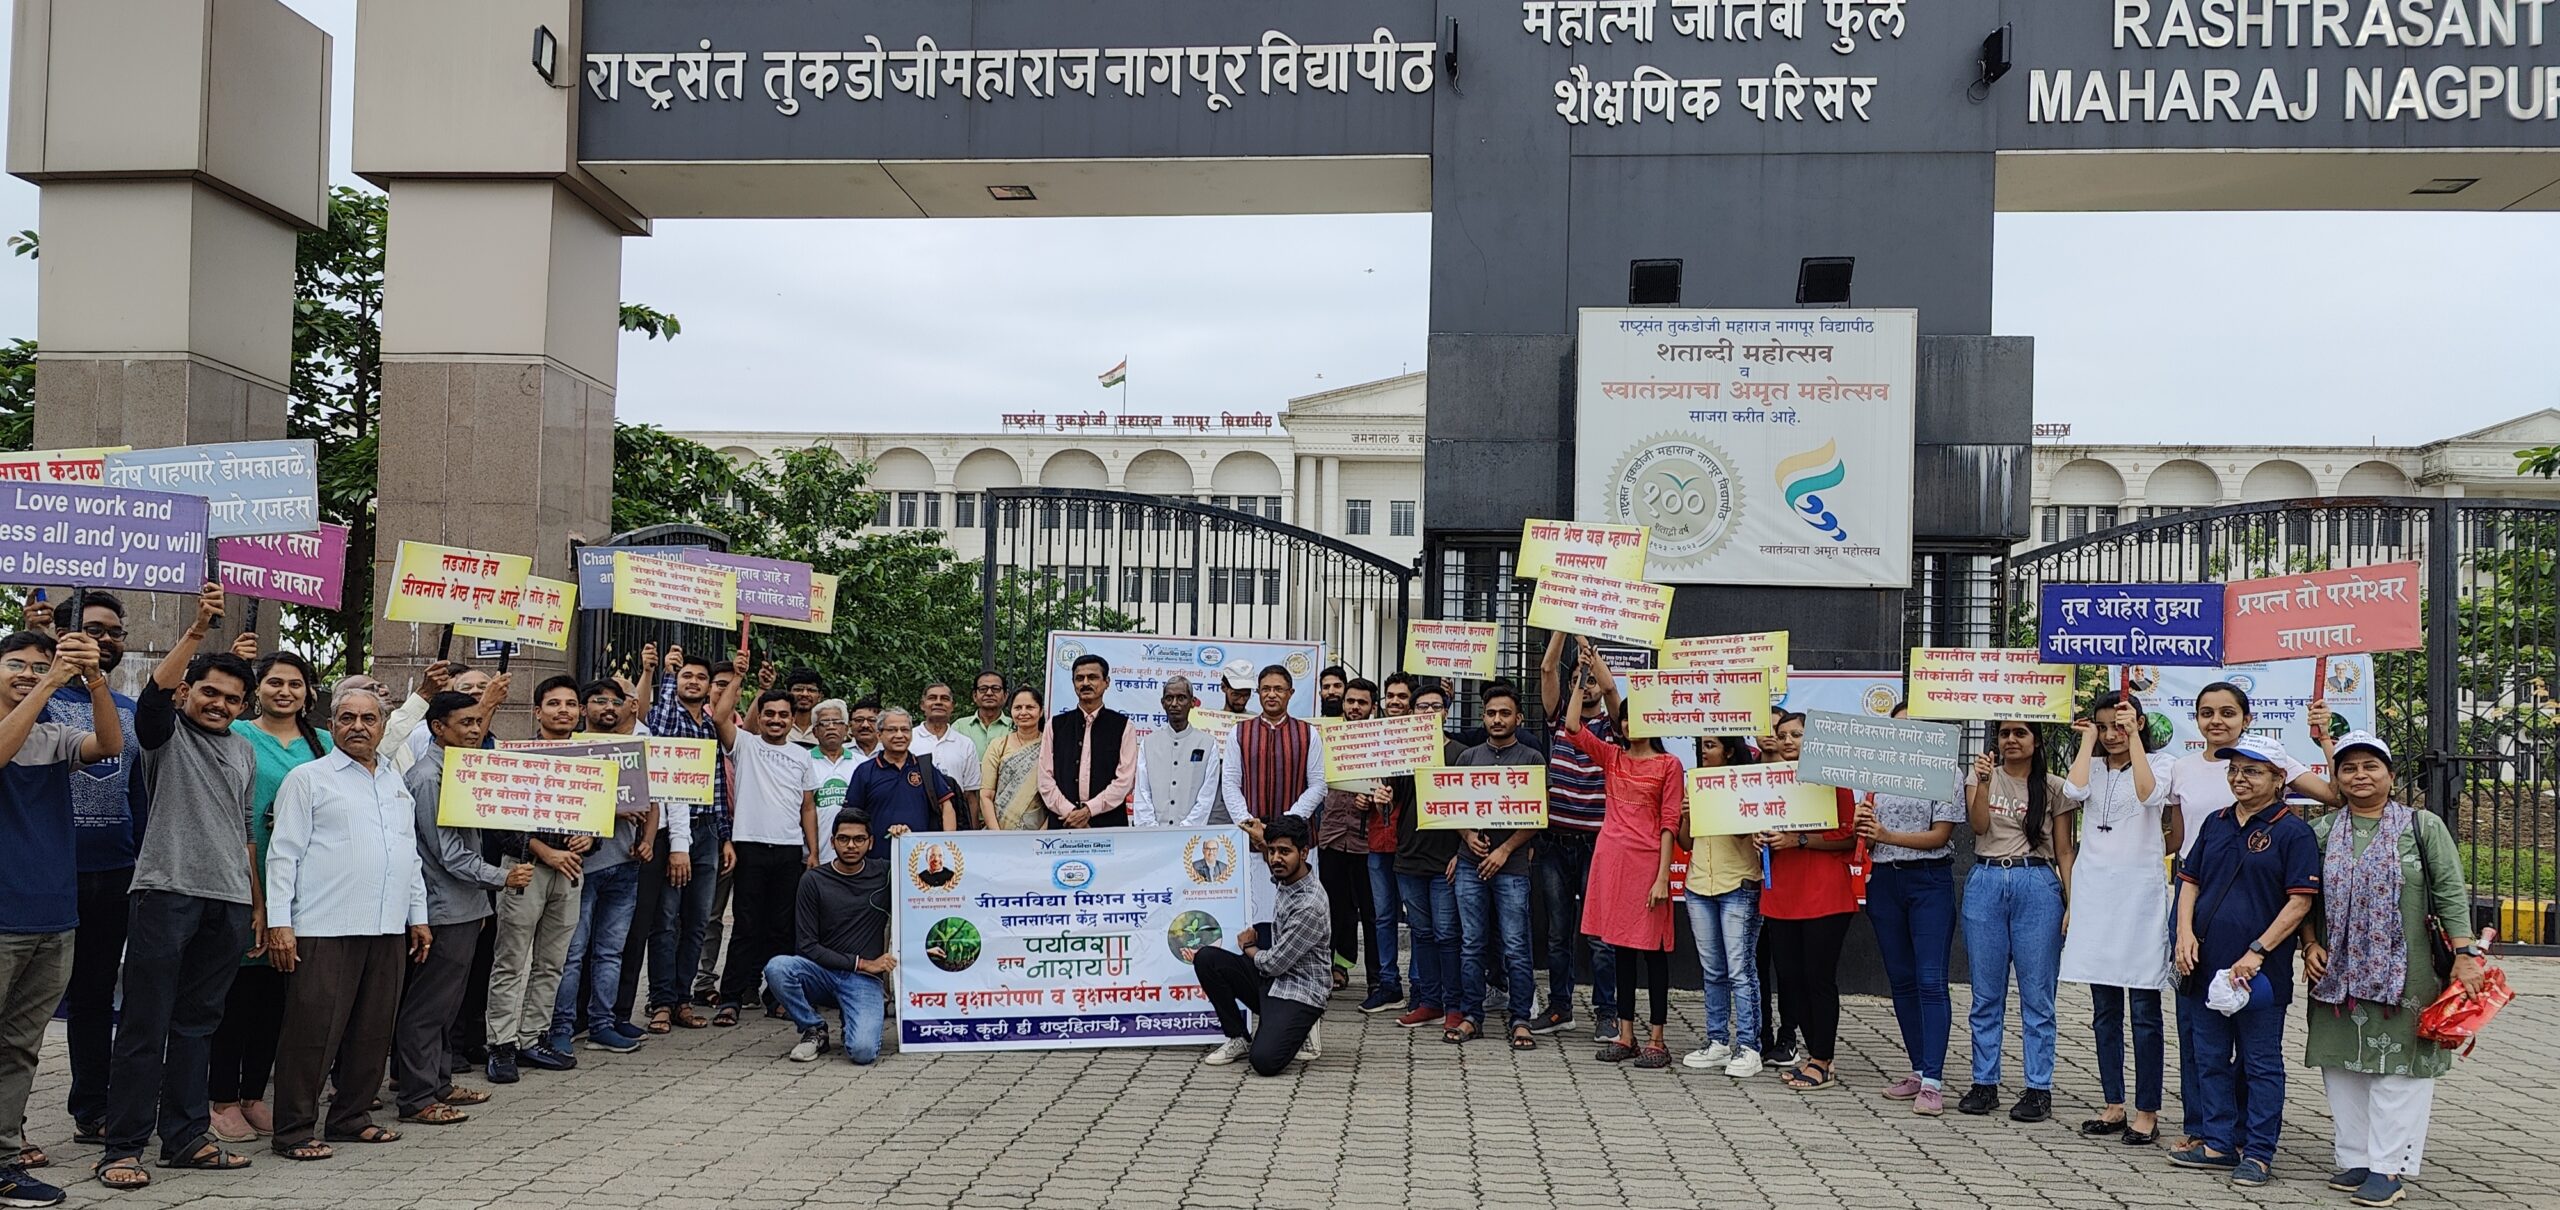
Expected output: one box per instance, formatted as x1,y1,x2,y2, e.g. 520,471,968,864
2059,689,2181,1146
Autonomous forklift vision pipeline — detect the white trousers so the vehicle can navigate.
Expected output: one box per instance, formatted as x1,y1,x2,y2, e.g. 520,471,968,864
2325,1067,2438,1177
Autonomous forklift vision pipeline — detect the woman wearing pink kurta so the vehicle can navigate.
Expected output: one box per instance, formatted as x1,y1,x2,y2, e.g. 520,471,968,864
1560,664,1684,1070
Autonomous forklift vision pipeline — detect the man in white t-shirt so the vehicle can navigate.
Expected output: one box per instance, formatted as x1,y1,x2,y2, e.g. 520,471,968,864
716,683,823,1019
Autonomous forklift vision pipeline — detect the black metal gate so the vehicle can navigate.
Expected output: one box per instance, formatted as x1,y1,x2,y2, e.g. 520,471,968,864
977,487,1416,691
2007,496,2558,951
572,523,731,686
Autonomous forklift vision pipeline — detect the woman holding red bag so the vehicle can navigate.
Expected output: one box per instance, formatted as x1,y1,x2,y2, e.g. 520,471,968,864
2302,732,2486,1209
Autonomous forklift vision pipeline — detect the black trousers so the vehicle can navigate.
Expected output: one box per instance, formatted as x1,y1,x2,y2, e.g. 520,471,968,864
1758,929,1797,1055
615,827,671,1023
1767,913,1854,1064
1613,944,1671,1029
1318,850,1377,985
206,964,285,1105
101,891,250,1161
393,921,478,1115
269,935,405,1150
449,920,496,1063
65,865,133,1128
720,843,804,1005
1194,945,1322,1077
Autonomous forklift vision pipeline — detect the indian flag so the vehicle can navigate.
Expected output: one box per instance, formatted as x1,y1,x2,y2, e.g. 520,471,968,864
1097,359,1127,388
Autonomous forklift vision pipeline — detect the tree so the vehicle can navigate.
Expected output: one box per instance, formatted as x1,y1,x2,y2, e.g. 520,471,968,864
288,187,389,670
2520,446,2559,478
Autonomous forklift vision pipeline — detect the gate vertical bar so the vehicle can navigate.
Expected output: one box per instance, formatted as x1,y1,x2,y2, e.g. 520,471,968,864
980,501,1001,676
2425,499,2460,815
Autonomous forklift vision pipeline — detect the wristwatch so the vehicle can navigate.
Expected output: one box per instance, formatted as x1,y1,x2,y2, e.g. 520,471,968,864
2246,940,2270,956
2456,943,2486,958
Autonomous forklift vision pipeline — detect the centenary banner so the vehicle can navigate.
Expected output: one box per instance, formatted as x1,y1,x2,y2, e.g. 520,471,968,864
1043,631,1323,735
1771,669,1902,719
1573,307,1916,587
892,829,1250,1054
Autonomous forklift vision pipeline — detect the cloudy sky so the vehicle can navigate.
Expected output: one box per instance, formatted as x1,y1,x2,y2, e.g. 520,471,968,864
3,1,2553,449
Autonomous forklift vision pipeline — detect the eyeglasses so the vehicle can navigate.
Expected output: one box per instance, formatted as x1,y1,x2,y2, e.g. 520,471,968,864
80,623,128,641
1,659,53,676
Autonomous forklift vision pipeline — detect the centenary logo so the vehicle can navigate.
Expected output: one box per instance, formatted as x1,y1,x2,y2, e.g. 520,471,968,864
1196,645,1225,667
1608,433,1740,567
1053,640,1088,669
1051,859,1096,890
1184,835,1238,885
1284,652,1312,678
907,842,964,893
1774,440,1852,545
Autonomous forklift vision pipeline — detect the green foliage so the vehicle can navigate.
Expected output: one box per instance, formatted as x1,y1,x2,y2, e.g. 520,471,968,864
618,303,682,340
6,230,34,259
0,338,35,453
2518,446,2558,479
284,186,390,672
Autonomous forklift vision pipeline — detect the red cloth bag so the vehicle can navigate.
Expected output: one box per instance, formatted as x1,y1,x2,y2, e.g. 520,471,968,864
2416,967,2514,1055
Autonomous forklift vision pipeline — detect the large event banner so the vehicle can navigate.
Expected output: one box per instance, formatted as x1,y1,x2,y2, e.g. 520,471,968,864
1404,620,1498,682
1657,631,1790,694
435,748,619,835
1688,761,1840,837
1526,567,1672,647
1516,518,1648,581
384,541,532,628
2139,656,2375,780
1906,648,2076,723
217,524,349,609
1574,307,1916,588
1415,765,1548,830
1798,711,1963,804
611,552,737,629
892,829,1250,1053
103,440,320,538
678,548,816,621
1623,668,1771,737
501,737,649,815
0,482,210,591
2038,583,2224,667
0,447,127,485
2224,564,2422,664
1044,632,1322,736
758,570,839,634
1318,713,1445,783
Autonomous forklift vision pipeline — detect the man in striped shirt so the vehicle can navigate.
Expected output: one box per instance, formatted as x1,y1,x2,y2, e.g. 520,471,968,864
1533,632,1622,1041
1194,815,1330,1075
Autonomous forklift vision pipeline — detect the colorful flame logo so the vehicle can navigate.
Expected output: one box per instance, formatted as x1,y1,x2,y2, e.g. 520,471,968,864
1774,441,1849,542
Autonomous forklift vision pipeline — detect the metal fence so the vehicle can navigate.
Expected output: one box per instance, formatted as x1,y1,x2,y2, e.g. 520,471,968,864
2008,497,2558,951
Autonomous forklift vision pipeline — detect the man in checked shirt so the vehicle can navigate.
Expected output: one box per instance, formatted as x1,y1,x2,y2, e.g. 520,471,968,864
641,645,739,1030
1190,815,1332,1076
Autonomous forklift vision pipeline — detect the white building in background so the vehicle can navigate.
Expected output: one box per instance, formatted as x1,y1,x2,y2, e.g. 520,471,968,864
2022,410,2560,552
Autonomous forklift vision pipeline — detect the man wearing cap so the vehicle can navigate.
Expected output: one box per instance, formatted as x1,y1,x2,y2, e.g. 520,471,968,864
1131,677,1222,827
2169,736,2322,1188
1218,659,1256,715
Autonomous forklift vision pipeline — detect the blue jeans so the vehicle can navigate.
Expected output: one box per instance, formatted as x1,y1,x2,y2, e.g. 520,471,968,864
1366,853,1402,996
763,955,885,1064
1868,861,1956,1082
1454,863,1533,1026
1684,885,1761,1050
2176,992,2243,1140
551,861,641,1042
2092,985,2165,1112
2186,990,2287,1163
648,817,721,1010
1532,832,1616,1021
1962,862,2064,1090
1395,870,1458,1012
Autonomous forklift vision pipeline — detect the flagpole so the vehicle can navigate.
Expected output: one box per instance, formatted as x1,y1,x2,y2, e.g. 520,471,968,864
1119,352,1129,421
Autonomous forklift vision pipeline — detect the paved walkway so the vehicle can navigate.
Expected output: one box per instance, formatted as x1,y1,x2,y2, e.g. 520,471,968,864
22,959,2558,1209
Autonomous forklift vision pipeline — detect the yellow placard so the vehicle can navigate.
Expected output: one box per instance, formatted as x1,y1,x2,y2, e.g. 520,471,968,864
1526,568,1672,647
759,570,839,634
629,735,716,804
1318,713,1448,783
436,748,619,835
0,446,130,485
1415,765,1549,831
1404,620,1499,681
1657,631,1790,695
1518,518,1649,581
454,574,577,650
1623,668,1772,738
611,552,737,629
1187,707,1249,734
385,541,533,628
1686,761,1839,837
1906,647,2076,723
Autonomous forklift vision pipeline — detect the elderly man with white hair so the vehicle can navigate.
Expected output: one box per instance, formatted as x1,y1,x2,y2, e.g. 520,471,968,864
807,698,864,814
263,682,430,1162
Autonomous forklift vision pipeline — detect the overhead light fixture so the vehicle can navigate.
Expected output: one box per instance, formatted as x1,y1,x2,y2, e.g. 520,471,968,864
2411,178,2478,195
532,25,560,85
1627,259,1683,306
1969,23,2013,102
987,185,1038,201
1796,256,1854,307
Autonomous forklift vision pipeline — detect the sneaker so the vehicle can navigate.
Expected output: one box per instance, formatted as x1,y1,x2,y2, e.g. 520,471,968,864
1957,1084,2000,1116
2009,1088,2053,1123
1914,1088,1946,1116
582,1027,643,1054
0,1163,66,1208
1682,1042,1732,1070
1395,1005,1441,1028
2329,1168,2374,1192
484,1043,520,1085
1595,1042,1638,1063
1766,1042,1803,1069
1299,1020,1323,1062
1526,1009,1575,1036
2349,1173,2406,1207
1881,1075,1925,1100
1358,987,1402,1014
1590,1016,1620,1045
2231,1158,2273,1187
1723,1048,1764,1078
603,1022,651,1047
1632,1045,1673,1070
1201,1038,1251,1067
519,1042,578,1072
2168,1145,2240,1172
787,1025,830,1063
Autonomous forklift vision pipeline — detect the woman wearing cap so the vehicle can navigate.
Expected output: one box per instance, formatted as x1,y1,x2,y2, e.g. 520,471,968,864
2059,689,2179,1142
1958,719,2073,1120
2159,681,2340,1154
2301,733,2486,1208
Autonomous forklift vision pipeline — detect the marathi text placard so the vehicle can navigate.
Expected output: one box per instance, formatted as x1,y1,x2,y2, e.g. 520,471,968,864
2223,563,2421,664
1527,567,1672,647
2038,583,2224,666
679,548,816,621
1656,630,1790,694
1318,713,1446,783
0,446,127,485
1687,761,1839,837
456,574,577,650
501,737,650,815
385,541,533,629
1623,667,1772,737
1416,765,1549,831
217,524,348,610
1905,647,2075,723
759,570,839,634
1403,620,1498,681
436,748,620,835
1517,518,1648,581
612,552,738,629
103,440,320,538
1797,710,1962,803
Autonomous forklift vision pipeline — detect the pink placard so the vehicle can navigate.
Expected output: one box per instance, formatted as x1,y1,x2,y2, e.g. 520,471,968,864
2223,563,2421,664
217,523,348,609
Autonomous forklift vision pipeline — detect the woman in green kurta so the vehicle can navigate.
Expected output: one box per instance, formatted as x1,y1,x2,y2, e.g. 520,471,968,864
2300,733,2486,1209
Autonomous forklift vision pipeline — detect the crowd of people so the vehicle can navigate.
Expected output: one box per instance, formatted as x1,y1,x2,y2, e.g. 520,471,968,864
0,594,2495,1209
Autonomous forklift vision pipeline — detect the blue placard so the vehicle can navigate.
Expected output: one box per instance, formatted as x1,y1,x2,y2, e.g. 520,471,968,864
575,543,703,601
102,440,319,538
2038,583,2225,667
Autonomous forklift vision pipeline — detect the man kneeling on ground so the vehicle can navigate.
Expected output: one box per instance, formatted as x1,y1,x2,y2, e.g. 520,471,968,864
1195,814,1331,1075
764,810,895,1065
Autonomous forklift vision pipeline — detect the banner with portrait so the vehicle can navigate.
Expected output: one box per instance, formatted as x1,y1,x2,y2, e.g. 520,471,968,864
1042,631,1324,738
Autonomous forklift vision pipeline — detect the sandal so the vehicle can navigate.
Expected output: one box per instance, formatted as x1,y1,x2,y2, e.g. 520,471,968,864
16,1144,46,1169
712,1005,740,1028
275,1139,334,1162
397,1104,469,1126
648,1006,674,1035
1508,1027,1537,1051
438,1086,491,1107
94,1157,152,1189
1441,1020,1480,1045
675,1005,708,1029
160,1139,251,1170
325,1125,401,1144
1780,1062,1838,1091
2081,1114,2128,1136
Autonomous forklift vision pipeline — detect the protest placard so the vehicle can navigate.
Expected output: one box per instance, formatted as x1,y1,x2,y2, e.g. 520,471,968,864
502,736,649,814
383,541,532,629
1622,668,1772,737
1797,710,1963,803
1318,713,1447,783
632,736,716,804
217,524,348,609
1187,707,1249,735
1415,765,1549,831
679,548,816,621
758,570,839,634
0,446,127,485
612,552,737,629
1526,567,1672,647
2223,563,2421,664
576,543,699,599
2038,584,2224,666
458,575,577,650
436,748,619,834
1687,762,1839,836
1403,620,1498,681
1656,631,1790,694
104,440,319,538
1517,518,1648,581
0,482,210,592
1905,647,2076,723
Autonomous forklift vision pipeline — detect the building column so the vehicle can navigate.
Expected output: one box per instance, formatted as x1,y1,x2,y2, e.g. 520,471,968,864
1321,456,1343,534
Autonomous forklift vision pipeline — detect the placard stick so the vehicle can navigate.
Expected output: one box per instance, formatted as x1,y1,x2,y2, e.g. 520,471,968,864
435,624,455,662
